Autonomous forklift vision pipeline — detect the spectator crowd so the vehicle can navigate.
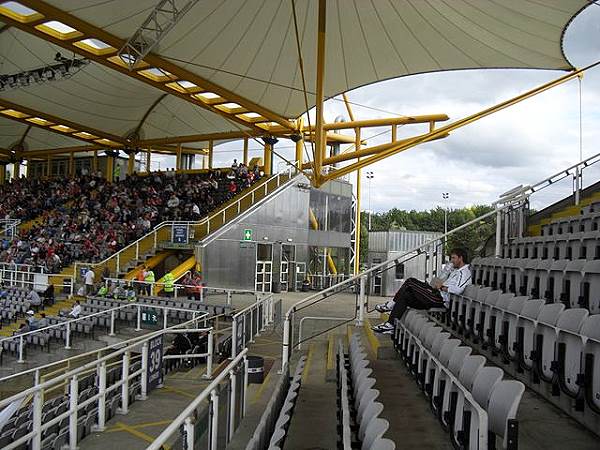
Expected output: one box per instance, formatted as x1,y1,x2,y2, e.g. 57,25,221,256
0,164,261,273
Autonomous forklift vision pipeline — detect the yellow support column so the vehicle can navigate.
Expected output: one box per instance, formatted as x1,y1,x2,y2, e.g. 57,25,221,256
13,161,20,179
0,164,5,184
263,142,272,176
208,140,213,169
176,144,182,172
146,149,151,173
243,138,249,166
295,117,304,170
68,152,74,177
92,150,98,175
313,0,327,184
47,154,51,178
127,152,135,175
106,155,114,182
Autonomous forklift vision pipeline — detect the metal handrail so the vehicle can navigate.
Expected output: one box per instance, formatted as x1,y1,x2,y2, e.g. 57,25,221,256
1,316,214,450
0,303,209,377
72,166,297,278
146,348,249,450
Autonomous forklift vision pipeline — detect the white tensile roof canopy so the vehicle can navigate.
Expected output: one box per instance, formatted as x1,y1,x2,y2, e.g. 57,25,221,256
0,0,591,154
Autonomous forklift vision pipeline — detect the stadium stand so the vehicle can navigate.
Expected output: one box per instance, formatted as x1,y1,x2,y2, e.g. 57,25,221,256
0,168,260,273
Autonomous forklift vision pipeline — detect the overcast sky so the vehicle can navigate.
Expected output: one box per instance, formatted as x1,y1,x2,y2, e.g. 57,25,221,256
189,3,600,214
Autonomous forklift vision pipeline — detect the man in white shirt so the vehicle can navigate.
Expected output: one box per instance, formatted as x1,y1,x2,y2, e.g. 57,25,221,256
69,300,82,319
372,248,472,334
84,268,95,295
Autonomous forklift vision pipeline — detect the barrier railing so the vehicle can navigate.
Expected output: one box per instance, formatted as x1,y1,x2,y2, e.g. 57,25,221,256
146,348,249,450
231,294,275,358
101,276,258,305
0,312,213,450
0,218,20,237
72,167,298,282
0,302,208,365
0,268,74,295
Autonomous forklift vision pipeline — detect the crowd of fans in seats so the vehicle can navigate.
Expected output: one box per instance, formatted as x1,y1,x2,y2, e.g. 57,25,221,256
0,162,261,273
0,177,71,222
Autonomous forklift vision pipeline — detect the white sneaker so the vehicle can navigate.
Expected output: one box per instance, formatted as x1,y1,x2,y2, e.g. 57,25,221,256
375,300,395,313
371,322,394,334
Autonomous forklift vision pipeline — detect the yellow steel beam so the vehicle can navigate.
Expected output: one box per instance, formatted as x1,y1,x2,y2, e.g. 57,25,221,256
313,0,327,183
342,94,356,122
243,138,249,165
7,1,295,132
301,131,449,170
321,114,448,131
140,131,254,146
0,98,126,147
321,60,600,184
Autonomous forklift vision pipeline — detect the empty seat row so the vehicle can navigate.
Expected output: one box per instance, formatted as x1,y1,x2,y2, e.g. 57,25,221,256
540,211,600,237
503,233,599,261
245,358,300,450
394,310,525,450
266,357,306,450
446,285,600,425
471,258,600,312
337,335,395,450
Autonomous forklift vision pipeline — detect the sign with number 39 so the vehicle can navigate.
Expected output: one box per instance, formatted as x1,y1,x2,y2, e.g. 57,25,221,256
147,336,164,391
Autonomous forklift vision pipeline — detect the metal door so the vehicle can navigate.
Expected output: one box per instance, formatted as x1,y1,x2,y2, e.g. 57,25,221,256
255,261,273,292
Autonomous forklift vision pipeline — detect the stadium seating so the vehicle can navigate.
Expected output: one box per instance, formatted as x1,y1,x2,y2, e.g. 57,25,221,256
394,310,525,449
336,335,395,450
438,279,600,435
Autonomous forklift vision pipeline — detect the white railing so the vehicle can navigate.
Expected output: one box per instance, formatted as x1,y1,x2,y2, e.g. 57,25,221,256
0,218,20,237
0,267,74,295
147,348,249,450
72,166,298,280
0,312,212,450
0,302,208,365
101,276,258,305
231,294,275,358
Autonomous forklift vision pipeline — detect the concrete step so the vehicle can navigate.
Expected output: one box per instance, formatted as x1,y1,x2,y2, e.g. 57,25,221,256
283,338,338,450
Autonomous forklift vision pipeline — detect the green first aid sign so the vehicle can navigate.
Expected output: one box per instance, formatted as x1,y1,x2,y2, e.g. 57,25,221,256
243,229,252,241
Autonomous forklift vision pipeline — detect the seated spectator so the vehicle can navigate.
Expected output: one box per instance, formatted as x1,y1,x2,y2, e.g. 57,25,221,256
35,313,48,330
15,323,31,335
26,289,42,308
371,248,472,334
25,310,36,328
97,283,109,297
69,300,82,319
0,282,7,299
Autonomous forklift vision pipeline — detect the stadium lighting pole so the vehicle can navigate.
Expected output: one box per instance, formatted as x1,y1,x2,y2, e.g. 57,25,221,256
442,192,449,260
366,171,374,230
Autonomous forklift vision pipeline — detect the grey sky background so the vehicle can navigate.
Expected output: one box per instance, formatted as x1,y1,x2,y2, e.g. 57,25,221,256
180,3,600,214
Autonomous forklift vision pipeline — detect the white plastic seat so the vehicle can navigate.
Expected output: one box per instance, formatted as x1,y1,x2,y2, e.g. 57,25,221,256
581,315,600,414
547,259,569,303
532,303,567,384
562,260,586,308
484,293,514,349
361,417,389,450
487,381,526,449
553,308,589,404
581,260,600,313
464,286,491,338
498,296,527,363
